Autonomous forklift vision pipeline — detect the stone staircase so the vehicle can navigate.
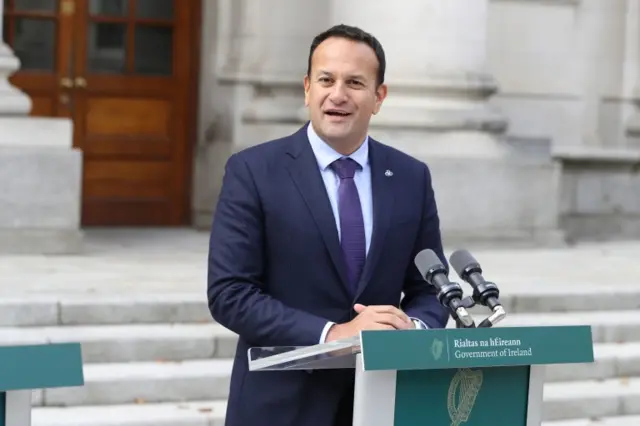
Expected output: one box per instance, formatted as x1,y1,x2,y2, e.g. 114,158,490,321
2,290,640,426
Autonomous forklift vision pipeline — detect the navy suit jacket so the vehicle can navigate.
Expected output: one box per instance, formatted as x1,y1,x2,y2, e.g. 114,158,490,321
207,124,449,426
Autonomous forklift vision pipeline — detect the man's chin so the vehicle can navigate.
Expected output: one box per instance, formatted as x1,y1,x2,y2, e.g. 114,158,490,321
319,123,352,140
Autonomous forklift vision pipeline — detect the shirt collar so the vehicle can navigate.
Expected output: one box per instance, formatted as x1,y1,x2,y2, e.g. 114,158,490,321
306,122,369,171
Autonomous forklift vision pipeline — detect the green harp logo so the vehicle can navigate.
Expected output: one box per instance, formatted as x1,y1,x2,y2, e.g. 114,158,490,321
431,338,444,361
448,368,483,426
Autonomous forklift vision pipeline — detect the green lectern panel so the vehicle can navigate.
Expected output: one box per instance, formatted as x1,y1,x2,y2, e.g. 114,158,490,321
394,366,529,426
0,343,83,391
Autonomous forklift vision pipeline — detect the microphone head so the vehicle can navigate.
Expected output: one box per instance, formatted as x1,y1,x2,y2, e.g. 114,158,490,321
449,249,482,278
414,249,446,282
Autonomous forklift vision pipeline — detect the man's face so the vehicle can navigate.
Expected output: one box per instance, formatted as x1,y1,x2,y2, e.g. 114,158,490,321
304,37,387,151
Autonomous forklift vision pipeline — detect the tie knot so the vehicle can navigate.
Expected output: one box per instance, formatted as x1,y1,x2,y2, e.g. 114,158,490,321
330,158,361,179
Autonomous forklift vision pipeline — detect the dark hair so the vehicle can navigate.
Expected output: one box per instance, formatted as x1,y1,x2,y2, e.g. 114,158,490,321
307,24,386,86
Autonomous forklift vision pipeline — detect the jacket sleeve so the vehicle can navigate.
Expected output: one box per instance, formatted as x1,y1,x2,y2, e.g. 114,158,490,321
207,153,329,347
400,163,450,329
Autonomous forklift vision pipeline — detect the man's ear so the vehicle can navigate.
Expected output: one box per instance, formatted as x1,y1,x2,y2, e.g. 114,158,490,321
303,74,311,107
372,83,388,115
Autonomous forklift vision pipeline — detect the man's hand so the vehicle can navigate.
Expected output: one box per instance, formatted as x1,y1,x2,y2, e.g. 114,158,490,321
325,304,414,342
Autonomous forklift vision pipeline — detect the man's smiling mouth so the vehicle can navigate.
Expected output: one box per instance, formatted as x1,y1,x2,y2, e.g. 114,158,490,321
325,109,351,117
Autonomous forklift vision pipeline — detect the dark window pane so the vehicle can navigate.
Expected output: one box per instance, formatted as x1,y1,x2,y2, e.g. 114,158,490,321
134,25,172,75
87,22,126,73
14,0,56,13
135,0,173,20
2,16,9,44
89,0,127,17
11,18,55,71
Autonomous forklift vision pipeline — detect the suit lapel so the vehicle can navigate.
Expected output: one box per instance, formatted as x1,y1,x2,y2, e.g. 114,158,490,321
284,126,351,295
356,139,394,297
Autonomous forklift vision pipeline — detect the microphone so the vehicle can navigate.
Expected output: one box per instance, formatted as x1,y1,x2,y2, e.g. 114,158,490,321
449,249,506,328
414,249,475,328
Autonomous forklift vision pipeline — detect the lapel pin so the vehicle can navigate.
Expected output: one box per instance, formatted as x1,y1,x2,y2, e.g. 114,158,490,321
385,170,393,177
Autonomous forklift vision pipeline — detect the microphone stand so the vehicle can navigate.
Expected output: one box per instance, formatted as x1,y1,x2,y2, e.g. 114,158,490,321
450,295,477,329
435,282,477,329
468,281,506,328
448,294,505,328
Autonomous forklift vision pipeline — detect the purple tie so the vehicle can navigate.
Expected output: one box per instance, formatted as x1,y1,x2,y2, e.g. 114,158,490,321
330,158,366,293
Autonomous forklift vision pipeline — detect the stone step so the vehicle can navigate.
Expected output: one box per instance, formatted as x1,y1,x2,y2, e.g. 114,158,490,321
544,377,640,421
32,401,227,426
493,310,640,343
29,375,640,425
0,308,636,367
476,287,640,315
39,360,233,407
543,415,640,426
3,288,640,327
0,294,210,327
0,324,237,363
545,342,640,382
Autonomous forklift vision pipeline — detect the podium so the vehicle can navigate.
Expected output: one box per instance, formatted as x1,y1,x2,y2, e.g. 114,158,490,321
0,343,84,426
248,325,594,426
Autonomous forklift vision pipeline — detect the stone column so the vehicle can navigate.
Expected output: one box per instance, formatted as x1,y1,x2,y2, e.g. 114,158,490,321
0,1,31,114
216,0,329,147
624,0,640,148
328,0,565,246
0,1,83,254
330,0,509,158
194,0,330,226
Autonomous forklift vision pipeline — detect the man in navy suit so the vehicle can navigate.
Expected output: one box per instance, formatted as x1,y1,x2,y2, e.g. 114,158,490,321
207,24,450,426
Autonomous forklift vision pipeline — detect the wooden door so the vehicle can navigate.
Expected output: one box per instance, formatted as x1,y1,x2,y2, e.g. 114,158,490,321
3,0,200,226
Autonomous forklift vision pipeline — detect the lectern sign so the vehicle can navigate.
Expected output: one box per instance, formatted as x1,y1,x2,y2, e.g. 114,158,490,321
360,325,593,371
359,326,594,426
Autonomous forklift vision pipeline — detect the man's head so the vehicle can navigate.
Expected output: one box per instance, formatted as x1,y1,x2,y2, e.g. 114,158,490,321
304,24,387,154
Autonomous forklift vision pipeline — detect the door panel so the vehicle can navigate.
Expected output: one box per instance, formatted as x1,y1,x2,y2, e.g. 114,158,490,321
2,0,198,226
3,0,75,117
82,96,173,158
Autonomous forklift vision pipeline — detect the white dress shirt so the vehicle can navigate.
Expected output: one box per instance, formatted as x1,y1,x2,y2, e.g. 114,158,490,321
305,124,427,344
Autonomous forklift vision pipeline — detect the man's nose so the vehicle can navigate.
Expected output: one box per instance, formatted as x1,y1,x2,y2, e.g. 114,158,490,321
328,83,348,103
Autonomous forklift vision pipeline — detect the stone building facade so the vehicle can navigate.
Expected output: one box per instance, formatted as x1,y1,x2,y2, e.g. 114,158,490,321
2,0,640,253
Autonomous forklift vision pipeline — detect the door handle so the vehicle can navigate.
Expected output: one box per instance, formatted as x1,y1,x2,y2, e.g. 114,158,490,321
60,77,73,88
74,77,87,88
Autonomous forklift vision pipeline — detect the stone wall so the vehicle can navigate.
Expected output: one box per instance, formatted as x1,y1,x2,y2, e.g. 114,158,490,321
556,148,640,241
193,0,640,244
